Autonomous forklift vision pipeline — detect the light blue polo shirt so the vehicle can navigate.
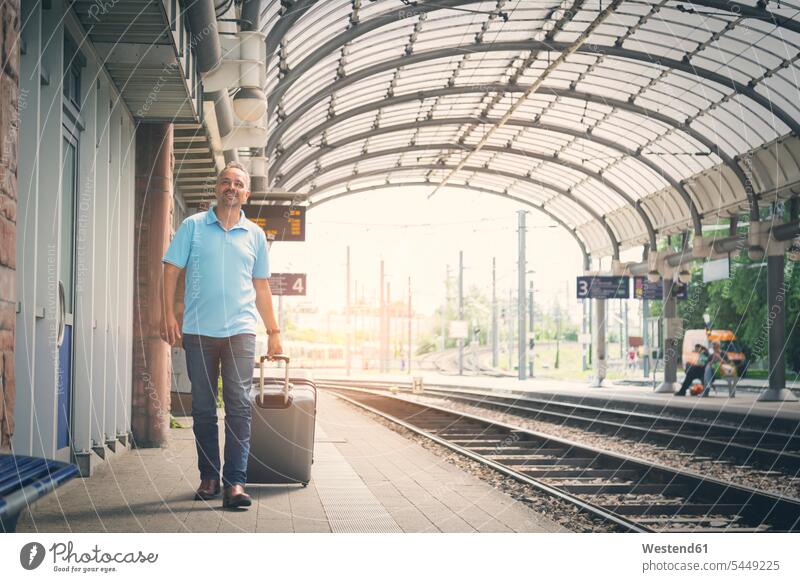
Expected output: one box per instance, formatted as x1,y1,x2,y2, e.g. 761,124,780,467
163,206,270,337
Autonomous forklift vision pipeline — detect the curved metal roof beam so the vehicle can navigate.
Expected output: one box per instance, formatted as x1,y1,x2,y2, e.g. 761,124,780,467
267,59,771,237
271,83,747,229
265,0,318,55
268,41,800,155
279,116,695,238
304,162,622,258
269,0,500,112
268,0,800,114
688,0,800,35
273,86,726,178
272,89,752,220
280,135,658,249
308,181,591,265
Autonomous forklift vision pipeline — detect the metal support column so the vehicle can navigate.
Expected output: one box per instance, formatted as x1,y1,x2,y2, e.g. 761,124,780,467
379,260,385,372
624,300,629,365
581,299,588,371
386,282,391,371
642,299,650,377
759,249,798,401
507,289,514,371
492,258,498,368
517,211,527,380
407,276,412,373
458,251,464,376
346,246,351,376
528,280,534,377
441,265,449,353
656,279,678,393
591,299,606,387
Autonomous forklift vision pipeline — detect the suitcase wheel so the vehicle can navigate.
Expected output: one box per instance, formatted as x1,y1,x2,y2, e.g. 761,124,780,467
302,482,309,488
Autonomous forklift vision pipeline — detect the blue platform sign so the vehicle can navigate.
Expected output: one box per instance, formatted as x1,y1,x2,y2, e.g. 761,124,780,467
633,277,688,300
576,276,630,299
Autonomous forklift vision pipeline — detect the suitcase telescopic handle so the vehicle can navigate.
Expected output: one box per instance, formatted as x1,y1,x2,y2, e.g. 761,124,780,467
259,354,291,405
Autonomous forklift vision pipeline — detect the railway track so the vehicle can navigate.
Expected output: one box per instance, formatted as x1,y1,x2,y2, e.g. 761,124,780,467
327,385,800,533
415,348,513,377
319,380,800,474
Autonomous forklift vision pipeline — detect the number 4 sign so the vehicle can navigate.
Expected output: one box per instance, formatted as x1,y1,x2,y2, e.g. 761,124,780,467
268,273,307,296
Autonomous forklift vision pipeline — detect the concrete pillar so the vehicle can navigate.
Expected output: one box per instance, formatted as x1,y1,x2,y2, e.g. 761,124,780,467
590,299,606,387
656,278,678,393
758,250,798,402
132,123,173,446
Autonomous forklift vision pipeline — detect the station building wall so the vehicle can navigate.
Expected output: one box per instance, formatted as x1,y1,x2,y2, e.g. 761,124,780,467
12,2,135,465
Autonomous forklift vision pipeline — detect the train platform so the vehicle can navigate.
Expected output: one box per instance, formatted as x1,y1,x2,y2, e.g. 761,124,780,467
318,372,800,429
14,391,565,534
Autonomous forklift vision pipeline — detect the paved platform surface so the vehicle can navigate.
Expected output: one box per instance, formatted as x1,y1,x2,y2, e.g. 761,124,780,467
16,391,565,533
318,372,800,422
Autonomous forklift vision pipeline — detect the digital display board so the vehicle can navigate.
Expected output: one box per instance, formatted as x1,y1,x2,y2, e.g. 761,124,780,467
633,277,688,300
244,205,306,242
576,276,630,299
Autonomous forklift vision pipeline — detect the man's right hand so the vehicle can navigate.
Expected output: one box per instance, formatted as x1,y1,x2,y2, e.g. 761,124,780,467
161,314,182,346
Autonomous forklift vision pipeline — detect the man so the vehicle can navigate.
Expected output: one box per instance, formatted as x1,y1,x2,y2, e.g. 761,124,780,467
702,341,725,398
675,344,707,396
161,161,282,509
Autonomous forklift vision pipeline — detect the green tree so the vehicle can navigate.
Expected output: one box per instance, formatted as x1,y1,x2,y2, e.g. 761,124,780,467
668,248,800,372
429,281,492,349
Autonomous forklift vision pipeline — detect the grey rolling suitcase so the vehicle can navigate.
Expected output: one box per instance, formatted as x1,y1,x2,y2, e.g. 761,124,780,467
247,355,316,486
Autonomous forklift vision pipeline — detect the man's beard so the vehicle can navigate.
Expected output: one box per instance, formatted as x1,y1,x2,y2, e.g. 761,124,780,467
220,192,241,207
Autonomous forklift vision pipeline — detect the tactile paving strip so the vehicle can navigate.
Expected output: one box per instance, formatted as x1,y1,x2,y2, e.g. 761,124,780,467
313,427,402,533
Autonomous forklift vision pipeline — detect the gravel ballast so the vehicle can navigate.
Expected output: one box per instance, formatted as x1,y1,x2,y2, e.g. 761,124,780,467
334,394,631,533
408,392,800,500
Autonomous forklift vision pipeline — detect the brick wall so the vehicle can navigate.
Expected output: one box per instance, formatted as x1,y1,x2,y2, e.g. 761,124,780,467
0,0,18,452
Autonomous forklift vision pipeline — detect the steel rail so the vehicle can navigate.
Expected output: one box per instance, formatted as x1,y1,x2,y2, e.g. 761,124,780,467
325,385,800,532
330,388,651,533
374,384,800,473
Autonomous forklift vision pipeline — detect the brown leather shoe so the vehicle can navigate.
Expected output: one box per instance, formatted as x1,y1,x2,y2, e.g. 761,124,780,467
222,484,252,509
194,479,221,501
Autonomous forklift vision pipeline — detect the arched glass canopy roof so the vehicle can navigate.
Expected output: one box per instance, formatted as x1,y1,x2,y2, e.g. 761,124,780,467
242,0,800,258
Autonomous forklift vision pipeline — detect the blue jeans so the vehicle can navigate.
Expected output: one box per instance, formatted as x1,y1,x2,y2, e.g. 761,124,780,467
183,333,255,487
702,365,716,397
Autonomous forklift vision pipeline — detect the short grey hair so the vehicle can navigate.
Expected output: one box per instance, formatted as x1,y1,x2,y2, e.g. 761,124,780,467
218,161,250,189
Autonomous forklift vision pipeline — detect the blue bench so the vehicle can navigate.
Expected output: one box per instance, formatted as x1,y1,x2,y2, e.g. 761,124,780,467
1,454,80,532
